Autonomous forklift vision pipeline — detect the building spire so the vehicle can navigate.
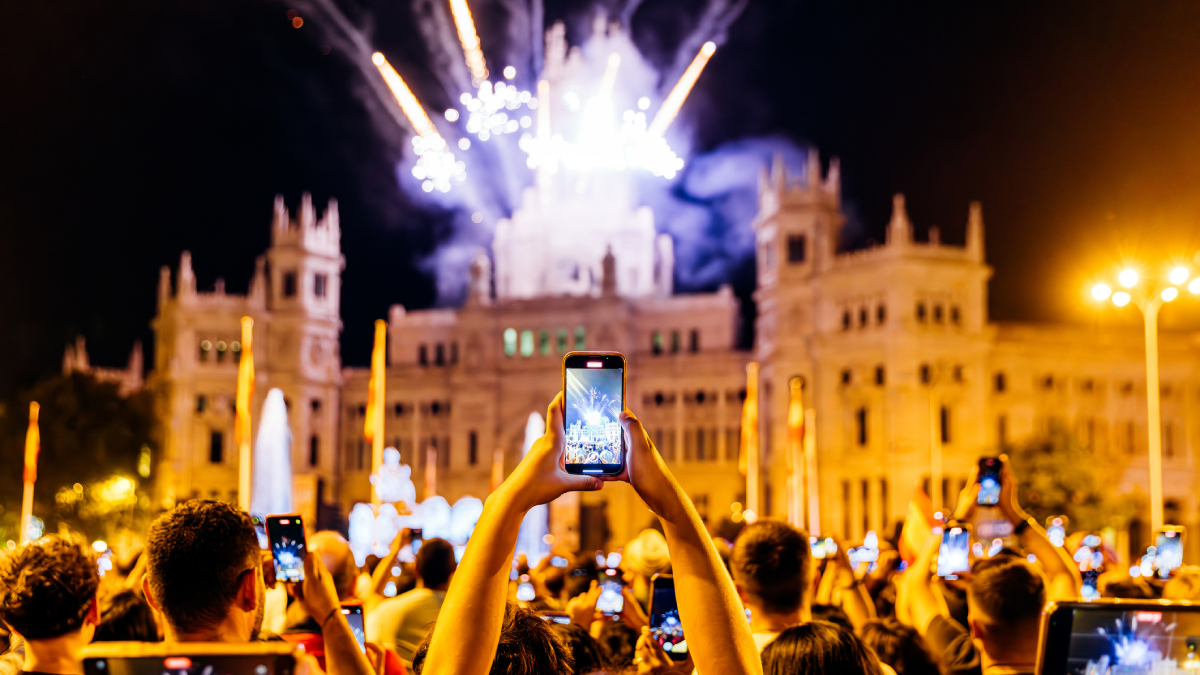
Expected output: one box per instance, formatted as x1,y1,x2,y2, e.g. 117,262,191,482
825,156,841,195
158,266,172,308
886,194,912,246
601,246,617,297
966,201,985,262
178,251,196,301
806,149,821,188
771,152,785,193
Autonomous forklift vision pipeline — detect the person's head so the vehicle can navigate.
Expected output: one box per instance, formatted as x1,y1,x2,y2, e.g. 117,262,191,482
550,623,605,675
966,557,1046,659
859,619,941,675
761,621,884,675
1100,574,1156,600
731,520,811,617
95,589,160,642
1163,566,1200,601
534,556,567,600
622,529,670,606
0,535,101,646
144,500,263,641
309,531,356,599
564,553,599,599
596,621,638,672
415,538,456,591
412,602,572,675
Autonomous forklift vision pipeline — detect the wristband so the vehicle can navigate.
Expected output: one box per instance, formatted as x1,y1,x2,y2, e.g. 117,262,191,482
320,607,341,630
1013,517,1034,535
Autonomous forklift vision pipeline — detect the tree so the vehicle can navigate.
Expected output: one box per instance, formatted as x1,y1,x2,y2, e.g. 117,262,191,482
1005,424,1141,534
0,372,158,542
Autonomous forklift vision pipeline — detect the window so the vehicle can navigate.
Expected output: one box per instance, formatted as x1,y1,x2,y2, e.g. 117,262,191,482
1082,379,1094,393
953,365,964,383
197,395,208,413
880,478,890,528
696,428,707,460
357,404,366,416
357,439,365,470
671,330,680,353
210,431,224,464
539,330,550,355
859,308,868,328
693,494,709,522
842,481,852,538
689,330,700,353
418,344,428,366
950,305,960,325
435,343,445,366
469,431,479,466
861,480,870,534
842,311,852,331
1042,376,1054,390
556,328,568,353
311,399,322,412
1126,422,1136,454
933,304,944,323
1164,422,1175,458
216,341,227,363
574,326,586,350
199,340,211,362
314,273,327,298
520,330,535,357
652,331,663,355
995,372,1007,393
875,366,885,386
920,364,931,384
393,403,404,416
940,406,951,444
916,302,927,322
998,415,1008,446
877,304,887,324
856,407,868,446
283,271,297,298
504,328,517,357
1085,417,1095,449
841,369,852,385
787,234,807,263
309,435,319,467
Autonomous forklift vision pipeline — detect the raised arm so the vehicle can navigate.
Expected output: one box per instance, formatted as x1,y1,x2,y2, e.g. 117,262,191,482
898,532,950,636
617,411,761,675
295,551,375,675
365,529,409,612
997,454,1082,600
422,394,601,675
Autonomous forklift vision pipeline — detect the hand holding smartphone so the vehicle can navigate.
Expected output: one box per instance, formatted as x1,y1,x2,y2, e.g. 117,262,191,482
341,604,366,653
649,574,688,661
266,515,307,583
936,524,972,580
562,352,626,476
595,575,625,615
976,457,1002,506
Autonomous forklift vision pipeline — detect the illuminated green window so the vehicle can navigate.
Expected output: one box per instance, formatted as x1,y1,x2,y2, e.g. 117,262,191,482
651,331,663,355
574,326,586,350
520,330,535,357
556,328,568,353
539,330,550,355
503,328,517,357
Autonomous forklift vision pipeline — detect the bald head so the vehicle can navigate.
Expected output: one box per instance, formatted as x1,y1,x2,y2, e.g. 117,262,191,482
310,531,357,599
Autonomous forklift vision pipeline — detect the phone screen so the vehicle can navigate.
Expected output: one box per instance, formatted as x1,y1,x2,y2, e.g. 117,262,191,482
1081,569,1100,600
596,577,624,615
266,516,306,583
563,353,625,475
649,576,688,661
937,526,971,580
539,612,572,624
85,653,295,675
1155,529,1184,578
341,605,365,653
977,457,1001,506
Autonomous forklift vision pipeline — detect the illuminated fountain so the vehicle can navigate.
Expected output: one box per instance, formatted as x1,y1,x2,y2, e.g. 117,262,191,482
250,388,293,517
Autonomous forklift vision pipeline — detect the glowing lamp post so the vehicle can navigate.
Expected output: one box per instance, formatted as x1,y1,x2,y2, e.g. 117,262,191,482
1090,265,1196,531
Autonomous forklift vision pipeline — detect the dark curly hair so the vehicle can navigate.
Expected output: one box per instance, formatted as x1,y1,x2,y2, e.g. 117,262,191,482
145,500,260,635
859,619,942,675
762,621,884,675
0,535,99,640
95,588,160,642
731,520,811,614
411,602,573,675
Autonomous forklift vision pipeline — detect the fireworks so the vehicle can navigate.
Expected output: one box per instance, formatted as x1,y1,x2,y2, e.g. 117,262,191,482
448,0,488,83
372,52,466,193
648,41,717,137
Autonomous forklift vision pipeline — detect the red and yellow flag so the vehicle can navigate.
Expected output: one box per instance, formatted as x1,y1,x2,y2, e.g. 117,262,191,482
898,485,937,563
23,402,40,484
364,320,386,444
738,362,759,477
235,317,254,510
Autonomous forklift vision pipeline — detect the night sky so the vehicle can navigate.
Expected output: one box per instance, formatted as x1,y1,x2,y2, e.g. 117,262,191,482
4,1,1200,397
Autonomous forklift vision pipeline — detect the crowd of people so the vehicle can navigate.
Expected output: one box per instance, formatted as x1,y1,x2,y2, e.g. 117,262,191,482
2,393,1198,675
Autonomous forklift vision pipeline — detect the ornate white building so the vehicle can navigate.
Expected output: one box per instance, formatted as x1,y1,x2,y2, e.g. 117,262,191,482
150,156,1200,559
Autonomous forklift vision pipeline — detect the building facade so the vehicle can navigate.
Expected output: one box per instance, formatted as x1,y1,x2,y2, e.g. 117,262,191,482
151,157,1200,558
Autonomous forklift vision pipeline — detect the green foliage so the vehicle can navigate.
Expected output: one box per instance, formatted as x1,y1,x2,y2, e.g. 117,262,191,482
0,372,158,541
1005,424,1141,533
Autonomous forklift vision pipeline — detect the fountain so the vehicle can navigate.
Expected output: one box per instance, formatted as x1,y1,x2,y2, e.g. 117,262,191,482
250,388,293,517
515,412,551,565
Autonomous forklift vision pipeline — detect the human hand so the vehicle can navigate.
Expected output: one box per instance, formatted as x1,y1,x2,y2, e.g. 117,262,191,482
290,548,343,630
953,466,980,522
502,393,603,512
609,409,682,521
566,580,602,628
365,642,386,675
619,586,649,632
997,454,1030,526
261,551,278,589
634,626,693,675
389,528,411,555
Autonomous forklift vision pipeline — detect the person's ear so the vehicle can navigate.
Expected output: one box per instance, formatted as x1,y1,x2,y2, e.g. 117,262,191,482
142,576,161,613
733,580,749,605
968,615,983,641
87,595,101,626
237,567,261,612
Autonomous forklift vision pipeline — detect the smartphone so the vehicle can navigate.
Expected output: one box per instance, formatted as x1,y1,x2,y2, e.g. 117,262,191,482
809,536,828,560
562,352,626,475
265,515,307,583
1039,601,1200,675
1154,526,1186,578
82,641,298,675
410,528,424,557
976,457,1001,506
649,574,688,661
539,611,572,625
936,524,972,580
596,575,625,615
341,604,365,653
1080,569,1100,600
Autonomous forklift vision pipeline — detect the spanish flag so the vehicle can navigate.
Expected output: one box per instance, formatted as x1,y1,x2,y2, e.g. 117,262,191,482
365,320,387,504
23,402,40,484
738,363,759,477
235,317,254,509
898,485,937,563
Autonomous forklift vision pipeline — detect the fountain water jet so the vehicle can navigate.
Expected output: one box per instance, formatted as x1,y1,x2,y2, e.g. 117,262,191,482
251,388,294,517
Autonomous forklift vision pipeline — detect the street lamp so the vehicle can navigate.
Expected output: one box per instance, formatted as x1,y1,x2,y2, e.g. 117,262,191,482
1091,265,1197,531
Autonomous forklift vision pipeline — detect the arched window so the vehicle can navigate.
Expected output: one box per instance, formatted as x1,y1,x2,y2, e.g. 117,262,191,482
574,326,586,350
520,330,534,357
503,328,517,357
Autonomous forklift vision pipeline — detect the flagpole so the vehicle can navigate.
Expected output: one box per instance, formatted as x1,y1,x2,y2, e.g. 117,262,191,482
20,402,41,544
786,377,804,527
236,317,255,511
